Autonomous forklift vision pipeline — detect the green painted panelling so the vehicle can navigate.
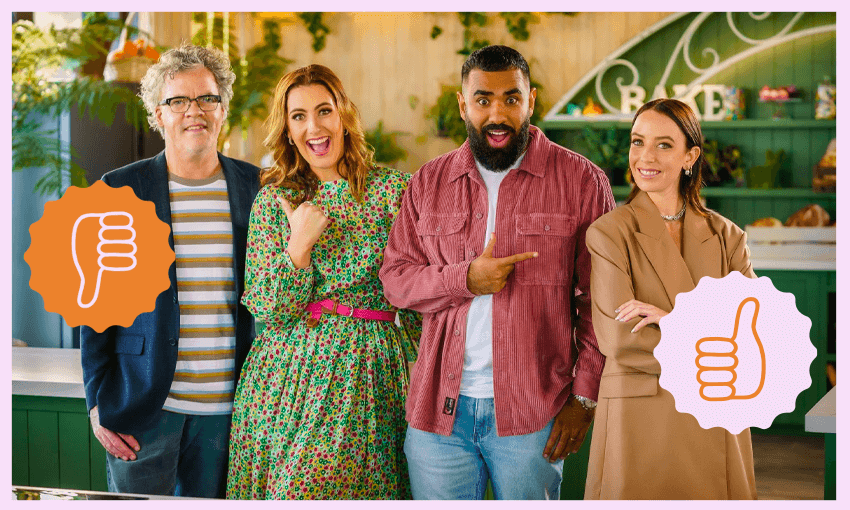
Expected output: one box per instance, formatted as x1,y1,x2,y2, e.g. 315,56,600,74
12,409,29,486
554,13,835,117
12,396,109,492
825,433,836,500
544,13,837,199
90,427,108,492
28,411,61,488
754,270,833,430
14,395,89,413
559,422,593,499
544,120,835,130
58,413,92,489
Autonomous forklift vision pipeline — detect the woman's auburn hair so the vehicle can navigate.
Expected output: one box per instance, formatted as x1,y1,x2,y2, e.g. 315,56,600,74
261,64,375,204
625,98,711,217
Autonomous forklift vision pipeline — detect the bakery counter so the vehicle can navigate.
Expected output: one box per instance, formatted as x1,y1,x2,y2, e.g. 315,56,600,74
11,347,106,492
12,486,201,500
751,259,835,271
745,267,835,433
805,387,836,500
12,347,85,398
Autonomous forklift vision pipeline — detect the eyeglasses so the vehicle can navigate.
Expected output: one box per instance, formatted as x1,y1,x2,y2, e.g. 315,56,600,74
159,94,222,113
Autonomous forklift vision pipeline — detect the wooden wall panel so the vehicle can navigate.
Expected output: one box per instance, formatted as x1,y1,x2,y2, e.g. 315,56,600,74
149,12,671,171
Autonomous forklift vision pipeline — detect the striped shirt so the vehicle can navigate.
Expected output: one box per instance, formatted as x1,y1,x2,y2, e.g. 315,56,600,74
379,126,615,437
163,170,237,415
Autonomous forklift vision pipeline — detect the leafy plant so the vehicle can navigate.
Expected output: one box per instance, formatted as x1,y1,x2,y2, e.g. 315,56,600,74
427,85,466,145
703,139,745,187
457,12,490,56
574,127,631,185
427,74,546,146
747,149,787,189
499,13,540,41
365,121,408,166
192,13,293,149
13,14,150,196
297,13,331,52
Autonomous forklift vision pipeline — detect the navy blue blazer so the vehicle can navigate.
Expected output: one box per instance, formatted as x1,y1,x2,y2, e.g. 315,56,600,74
80,151,260,435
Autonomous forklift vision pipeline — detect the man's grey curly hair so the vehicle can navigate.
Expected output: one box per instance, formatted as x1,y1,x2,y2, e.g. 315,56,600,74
139,44,236,136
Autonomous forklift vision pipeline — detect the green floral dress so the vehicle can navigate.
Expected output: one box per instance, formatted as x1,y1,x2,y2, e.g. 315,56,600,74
226,168,420,500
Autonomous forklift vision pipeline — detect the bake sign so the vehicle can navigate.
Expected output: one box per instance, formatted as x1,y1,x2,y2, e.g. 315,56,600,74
620,84,734,121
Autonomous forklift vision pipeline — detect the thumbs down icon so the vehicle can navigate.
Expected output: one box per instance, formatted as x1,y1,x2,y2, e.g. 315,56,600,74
72,212,138,308
25,181,174,332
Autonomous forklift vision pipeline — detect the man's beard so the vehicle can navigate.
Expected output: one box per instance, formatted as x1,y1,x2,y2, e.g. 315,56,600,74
465,116,531,172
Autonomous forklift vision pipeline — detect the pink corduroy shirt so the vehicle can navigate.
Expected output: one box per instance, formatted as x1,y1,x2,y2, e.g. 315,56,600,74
379,126,615,437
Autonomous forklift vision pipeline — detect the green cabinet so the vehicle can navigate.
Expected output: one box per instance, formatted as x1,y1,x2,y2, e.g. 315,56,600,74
11,395,108,492
753,270,835,434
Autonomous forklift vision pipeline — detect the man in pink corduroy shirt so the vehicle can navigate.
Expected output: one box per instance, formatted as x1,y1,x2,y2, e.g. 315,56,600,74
379,45,614,499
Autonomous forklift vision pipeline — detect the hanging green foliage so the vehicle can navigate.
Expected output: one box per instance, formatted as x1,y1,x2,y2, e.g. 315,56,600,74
191,13,293,148
427,85,466,146
457,12,490,56
365,121,408,166
12,14,150,196
499,13,540,41
574,127,631,185
297,13,331,53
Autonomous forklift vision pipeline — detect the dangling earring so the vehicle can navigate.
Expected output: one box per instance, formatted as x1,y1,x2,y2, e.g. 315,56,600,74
684,166,692,176
288,137,294,145
344,129,349,136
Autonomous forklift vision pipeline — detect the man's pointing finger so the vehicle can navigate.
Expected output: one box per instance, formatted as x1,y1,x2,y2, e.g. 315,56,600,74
499,251,538,265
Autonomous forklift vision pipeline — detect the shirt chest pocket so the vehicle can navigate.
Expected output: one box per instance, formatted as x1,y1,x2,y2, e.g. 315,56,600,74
514,213,576,285
415,214,467,264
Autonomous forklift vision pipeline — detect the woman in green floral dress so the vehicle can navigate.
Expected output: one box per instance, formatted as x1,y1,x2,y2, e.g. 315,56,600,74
226,65,419,500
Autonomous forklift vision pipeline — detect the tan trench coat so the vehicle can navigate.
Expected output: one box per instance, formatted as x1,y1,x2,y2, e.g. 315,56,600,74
583,191,758,500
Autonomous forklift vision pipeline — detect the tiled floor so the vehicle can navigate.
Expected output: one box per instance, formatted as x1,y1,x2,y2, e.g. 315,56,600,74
752,433,825,500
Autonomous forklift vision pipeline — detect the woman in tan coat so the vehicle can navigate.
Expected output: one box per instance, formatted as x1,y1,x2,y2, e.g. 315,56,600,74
584,98,758,499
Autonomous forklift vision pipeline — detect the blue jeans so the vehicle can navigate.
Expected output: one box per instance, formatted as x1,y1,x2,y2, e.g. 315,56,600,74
105,411,231,498
404,395,564,500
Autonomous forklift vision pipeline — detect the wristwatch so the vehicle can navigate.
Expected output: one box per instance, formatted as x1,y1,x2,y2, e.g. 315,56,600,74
572,394,597,410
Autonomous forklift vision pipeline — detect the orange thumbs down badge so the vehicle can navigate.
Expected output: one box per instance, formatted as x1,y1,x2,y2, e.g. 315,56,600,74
24,181,175,333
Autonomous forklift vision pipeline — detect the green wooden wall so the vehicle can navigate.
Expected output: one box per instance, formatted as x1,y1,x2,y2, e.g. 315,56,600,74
12,396,108,492
543,12,837,202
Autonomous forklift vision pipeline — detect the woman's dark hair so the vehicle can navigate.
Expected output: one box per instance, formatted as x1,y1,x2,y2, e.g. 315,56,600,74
626,98,710,217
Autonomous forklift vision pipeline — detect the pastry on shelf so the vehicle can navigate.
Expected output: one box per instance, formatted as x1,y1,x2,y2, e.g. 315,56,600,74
749,217,783,227
785,204,831,227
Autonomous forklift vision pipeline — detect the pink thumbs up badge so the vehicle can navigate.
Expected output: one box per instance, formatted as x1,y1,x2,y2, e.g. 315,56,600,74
656,271,815,434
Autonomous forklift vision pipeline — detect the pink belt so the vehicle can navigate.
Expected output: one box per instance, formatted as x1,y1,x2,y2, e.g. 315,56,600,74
304,299,396,327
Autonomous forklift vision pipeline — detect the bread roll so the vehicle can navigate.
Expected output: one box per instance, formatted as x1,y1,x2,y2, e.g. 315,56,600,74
785,204,831,227
750,217,783,227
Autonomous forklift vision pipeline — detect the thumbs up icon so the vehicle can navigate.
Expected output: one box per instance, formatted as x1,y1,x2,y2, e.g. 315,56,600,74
695,297,766,401
71,212,138,308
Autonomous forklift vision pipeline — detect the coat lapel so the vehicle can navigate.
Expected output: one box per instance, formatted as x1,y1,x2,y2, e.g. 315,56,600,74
631,191,695,309
682,203,723,284
219,153,249,300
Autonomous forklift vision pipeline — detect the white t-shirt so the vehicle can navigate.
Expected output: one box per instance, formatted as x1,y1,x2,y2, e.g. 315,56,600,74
459,153,526,398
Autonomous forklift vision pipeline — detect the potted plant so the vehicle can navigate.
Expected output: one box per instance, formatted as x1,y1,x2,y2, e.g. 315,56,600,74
574,126,631,186
365,121,408,166
191,13,293,150
13,13,151,196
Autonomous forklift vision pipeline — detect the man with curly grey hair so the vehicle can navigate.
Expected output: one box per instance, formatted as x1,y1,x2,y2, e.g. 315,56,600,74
81,44,260,498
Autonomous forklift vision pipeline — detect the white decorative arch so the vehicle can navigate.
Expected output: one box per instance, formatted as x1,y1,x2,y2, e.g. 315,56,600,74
543,12,837,122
